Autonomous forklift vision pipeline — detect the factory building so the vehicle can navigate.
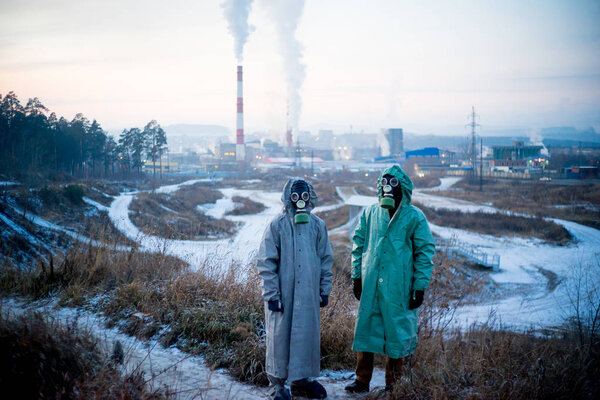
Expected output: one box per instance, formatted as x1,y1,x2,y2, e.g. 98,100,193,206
382,128,404,157
490,141,543,171
218,143,237,163
405,147,440,159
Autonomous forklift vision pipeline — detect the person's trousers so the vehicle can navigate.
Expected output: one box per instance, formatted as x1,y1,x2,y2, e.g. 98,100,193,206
355,351,404,387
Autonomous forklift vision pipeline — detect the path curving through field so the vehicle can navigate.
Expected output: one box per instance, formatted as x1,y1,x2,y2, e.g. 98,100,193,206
108,186,283,273
336,177,600,330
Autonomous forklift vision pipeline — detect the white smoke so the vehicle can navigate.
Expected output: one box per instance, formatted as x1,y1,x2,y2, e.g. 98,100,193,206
263,0,306,133
528,128,549,156
221,0,255,62
378,129,391,157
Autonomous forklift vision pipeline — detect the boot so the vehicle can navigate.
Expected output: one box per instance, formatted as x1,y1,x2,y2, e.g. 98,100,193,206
268,374,291,400
344,379,369,393
290,378,327,399
269,386,291,400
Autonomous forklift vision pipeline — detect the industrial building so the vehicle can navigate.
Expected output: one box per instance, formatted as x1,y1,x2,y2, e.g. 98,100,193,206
490,141,543,171
405,147,440,159
382,128,404,157
561,166,599,179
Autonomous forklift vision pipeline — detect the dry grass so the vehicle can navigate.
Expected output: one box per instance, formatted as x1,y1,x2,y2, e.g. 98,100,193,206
4,184,134,246
411,174,442,189
374,325,599,400
415,202,573,245
436,178,600,230
0,309,170,400
2,237,598,398
226,196,266,215
314,205,350,229
311,182,342,205
129,191,237,240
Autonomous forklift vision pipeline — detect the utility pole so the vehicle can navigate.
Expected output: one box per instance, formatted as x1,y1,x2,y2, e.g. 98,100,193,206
311,149,314,176
480,137,483,191
466,106,481,184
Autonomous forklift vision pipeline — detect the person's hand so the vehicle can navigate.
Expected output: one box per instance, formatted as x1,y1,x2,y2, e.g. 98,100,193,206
320,295,329,308
268,299,283,312
353,278,362,301
409,290,424,309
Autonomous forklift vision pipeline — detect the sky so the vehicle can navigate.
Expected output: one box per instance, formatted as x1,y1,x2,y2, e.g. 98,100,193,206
1,0,599,138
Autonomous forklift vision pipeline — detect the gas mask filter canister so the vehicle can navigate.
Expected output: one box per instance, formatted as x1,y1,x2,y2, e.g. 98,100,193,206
379,176,399,209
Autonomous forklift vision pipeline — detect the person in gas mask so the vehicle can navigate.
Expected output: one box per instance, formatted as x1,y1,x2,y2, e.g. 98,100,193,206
345,165,435,394
257,178,334,400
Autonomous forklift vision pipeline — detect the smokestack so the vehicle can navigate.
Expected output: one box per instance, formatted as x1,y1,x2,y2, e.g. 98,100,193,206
236,65,245,162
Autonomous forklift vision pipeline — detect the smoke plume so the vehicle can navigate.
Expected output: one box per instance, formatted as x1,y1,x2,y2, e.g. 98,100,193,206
264,0,306,132
528,128,549,156
221,0,255,62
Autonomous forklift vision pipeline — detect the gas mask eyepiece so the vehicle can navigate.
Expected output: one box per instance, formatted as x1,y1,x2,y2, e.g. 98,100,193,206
379,175,399,209
290,180,310,224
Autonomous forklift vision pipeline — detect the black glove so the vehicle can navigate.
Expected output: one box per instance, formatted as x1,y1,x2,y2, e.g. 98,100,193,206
320,295,328,308
409,290,424,310
353,278,362,301
268,299,283,313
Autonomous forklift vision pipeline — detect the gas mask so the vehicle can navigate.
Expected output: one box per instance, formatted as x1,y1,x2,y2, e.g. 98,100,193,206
379,174,402,209
290,180,310,224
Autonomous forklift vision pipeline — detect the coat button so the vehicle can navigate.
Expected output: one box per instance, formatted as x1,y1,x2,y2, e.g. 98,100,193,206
379,278,383,283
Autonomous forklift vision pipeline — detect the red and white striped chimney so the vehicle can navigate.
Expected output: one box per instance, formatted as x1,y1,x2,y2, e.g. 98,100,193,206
236,65,245,162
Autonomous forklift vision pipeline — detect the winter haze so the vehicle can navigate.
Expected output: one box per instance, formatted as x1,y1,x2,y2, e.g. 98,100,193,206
1,0,599,134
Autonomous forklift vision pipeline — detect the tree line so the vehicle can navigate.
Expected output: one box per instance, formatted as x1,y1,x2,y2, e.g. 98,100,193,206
0,91,168,179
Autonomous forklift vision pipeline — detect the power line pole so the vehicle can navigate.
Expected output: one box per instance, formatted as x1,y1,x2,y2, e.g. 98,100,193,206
466,106,481,184
480,137,483,191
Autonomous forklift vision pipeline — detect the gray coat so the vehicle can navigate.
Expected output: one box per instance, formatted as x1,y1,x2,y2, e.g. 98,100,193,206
257,178,334,381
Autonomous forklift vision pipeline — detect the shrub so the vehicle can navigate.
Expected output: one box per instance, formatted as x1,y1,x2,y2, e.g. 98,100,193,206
0,310,169,399
416,203,573,245
63,184,85,205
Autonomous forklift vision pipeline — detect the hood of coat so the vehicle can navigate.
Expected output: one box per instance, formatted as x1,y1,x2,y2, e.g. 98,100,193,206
281,178,319,213
377,165,413,206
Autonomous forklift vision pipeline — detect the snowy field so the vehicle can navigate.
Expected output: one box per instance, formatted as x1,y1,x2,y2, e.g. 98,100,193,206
337,177,600,330
3,176,599,398
108,187,283,274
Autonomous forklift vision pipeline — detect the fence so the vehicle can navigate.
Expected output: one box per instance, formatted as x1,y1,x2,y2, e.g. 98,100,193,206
436,237,500,271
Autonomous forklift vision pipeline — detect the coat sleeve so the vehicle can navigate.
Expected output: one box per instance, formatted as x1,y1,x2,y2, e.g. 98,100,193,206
317,220,334,296
411,212,435,291
257,219,281,302
351,208,368,279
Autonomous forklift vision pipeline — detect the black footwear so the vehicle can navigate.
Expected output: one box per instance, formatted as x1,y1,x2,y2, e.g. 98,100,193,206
290,378,327,399
344,379,370,393
373,386,394,399
270,387,291,400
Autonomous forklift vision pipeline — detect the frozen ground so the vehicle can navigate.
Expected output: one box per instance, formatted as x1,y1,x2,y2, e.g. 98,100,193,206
108,186,283,272
337,177,600,330
106,177,600,330
2,297,267,400
1,201,130,252
4,177,599,398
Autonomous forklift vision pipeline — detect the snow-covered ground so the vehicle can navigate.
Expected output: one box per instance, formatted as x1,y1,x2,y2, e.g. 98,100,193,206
105,177,600,329
4,177,599,398
2,201,130,252
336,177,600,329
108,186,283,272
3,297,267,400
0,180,18,186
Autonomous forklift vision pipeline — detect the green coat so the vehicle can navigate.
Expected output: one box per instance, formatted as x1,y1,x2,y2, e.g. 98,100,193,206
351,165,435,358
